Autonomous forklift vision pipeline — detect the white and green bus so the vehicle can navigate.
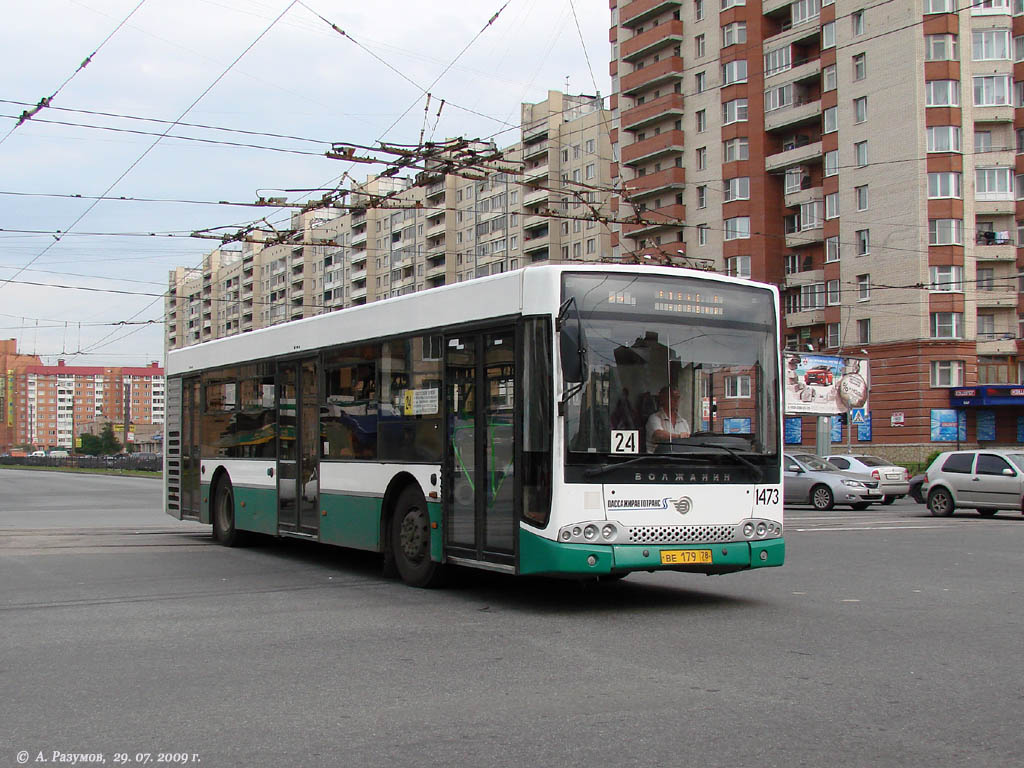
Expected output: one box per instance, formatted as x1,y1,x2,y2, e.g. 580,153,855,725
165,264,784,586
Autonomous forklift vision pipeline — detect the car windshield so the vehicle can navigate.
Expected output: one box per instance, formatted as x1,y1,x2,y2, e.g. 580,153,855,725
561,273,779,461
1005,454,1024,471
855,456,888,467
794,454,836,471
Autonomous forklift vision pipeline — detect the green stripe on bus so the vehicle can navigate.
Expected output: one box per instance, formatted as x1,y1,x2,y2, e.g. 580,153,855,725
428,501,442,562
200,482,211,525
319,494,383,552
518,528,786,576
232,486,278,536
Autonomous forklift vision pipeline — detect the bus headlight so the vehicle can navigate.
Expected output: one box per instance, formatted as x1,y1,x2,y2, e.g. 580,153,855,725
601,524,617,539
743,522,755,538
756,522,767,537
583,524,598,540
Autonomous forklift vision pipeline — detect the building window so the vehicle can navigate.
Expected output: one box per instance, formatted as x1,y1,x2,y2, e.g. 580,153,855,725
801,283,825,309
723,137,748,161
971,0,1011,15
977,267,995,291
765,84,793,112
973,29,1011,60
721,0,746,10
826,322,840,348
925,34,959,61
825,192,839,219
854,96,868,123
723,177,750,202
930,265,963,291
697,224,709,245
695,71,706,93
722,22,746,47
585,163,595,180
724,217,751,241
975,130,992,153
695,34,705,58
695,0,704,21
854,141,868,167
976,167,1014,200
586,139,595,153
826,236,840,262
726,254,751,278
823,106,838,133
924,0,955,11
800,201,822,230
854,185,868,211
925,80,960,107
857,319,871,344
697,185,707,209
928,218,963,245
725,374,751,398
857,274,871,301
764,47,791,76
853,53,867,80
696,146,707,170
723,98,748,125
827,279,840,305
928,172,961,198
792,0,821,25
823,150,839,177
927,125,962,152
722,59,747,85
931,312,963,338
974,75,1013,106
856,230,870,255
696,109,707,132
931,360,964,387
785,167,804,193
978,313,997,340
823,64,837,91
822,22,836,49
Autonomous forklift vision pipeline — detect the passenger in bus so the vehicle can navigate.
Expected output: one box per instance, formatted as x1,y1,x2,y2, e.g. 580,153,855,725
646,385,690,452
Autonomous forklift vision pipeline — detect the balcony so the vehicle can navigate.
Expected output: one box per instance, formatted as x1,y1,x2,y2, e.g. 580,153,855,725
783,268,824,289
765,98,821,132
621,129,685,166
622,203,685,237
974,198,1016,216
350,285,367,300
975,231,1015,259
785,309,825,328
524,214,548,231
523,139,548,159
622,166,686,199
523,187,550,207
350,268,366,283
426,220,446,239
762,0,793,14
765,140,823,172
621,20,684,64
977,337,1017,354
619,0,681,29
763,16,822,52
974,104,1014,123
524,238,549,255
524,163,550,183
766,56,822,87
785,223,824,249
975,289,1017,308
350,250,367,265
351,230,367,246
621,57,684,96
427,240,446,255
622,93,685,132
523,119,548,142
426,261,447,278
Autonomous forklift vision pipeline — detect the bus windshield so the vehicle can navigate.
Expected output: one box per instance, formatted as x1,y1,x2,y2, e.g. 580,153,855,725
562,272,779,461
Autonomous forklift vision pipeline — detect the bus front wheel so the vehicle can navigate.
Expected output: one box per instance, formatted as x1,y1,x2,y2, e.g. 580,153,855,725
391,486,444,588
213,476,240,546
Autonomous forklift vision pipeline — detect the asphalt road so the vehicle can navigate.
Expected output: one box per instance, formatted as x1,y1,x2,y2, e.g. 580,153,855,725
2,469,1023,768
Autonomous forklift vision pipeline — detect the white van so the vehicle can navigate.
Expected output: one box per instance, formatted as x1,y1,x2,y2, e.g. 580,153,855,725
48,450,69,458
29,450,47,457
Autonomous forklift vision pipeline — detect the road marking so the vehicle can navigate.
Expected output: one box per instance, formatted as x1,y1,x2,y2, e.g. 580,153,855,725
793,525,951,532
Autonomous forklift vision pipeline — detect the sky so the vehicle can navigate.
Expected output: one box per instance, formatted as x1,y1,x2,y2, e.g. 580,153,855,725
0,0,612,366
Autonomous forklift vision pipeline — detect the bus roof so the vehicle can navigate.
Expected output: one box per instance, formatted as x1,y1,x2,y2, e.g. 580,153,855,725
166,263,776,375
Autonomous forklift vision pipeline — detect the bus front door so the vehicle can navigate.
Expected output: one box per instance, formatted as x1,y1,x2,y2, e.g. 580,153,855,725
180,377,201,520
445,328,516,568
277,358,320,537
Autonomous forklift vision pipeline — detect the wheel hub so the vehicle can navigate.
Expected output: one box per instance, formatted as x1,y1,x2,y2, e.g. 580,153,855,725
400,508,427,562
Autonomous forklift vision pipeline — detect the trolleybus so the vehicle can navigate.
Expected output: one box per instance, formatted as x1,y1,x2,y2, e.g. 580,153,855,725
164,264,784,586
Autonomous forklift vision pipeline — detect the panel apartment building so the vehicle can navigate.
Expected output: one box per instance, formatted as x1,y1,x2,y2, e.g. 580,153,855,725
2,358,165,452
167,91,613,351
609,0,1024,458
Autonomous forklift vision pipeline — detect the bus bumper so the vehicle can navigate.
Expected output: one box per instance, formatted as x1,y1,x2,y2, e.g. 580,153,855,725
518,529,785,576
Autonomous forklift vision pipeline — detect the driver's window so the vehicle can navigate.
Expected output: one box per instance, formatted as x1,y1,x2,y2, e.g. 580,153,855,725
977,454,1012,475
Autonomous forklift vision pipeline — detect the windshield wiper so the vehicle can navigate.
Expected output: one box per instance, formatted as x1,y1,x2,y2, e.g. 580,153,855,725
675,441,764,481
583,453,716,478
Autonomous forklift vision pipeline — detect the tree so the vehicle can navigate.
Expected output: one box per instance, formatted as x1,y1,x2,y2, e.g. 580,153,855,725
77,433,103,456
99,423,122,455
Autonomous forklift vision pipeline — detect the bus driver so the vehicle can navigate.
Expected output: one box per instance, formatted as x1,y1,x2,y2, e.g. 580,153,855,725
646,385,691,451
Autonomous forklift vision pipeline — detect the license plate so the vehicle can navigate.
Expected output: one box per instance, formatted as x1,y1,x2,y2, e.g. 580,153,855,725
660,549,712,565
886,473,902,479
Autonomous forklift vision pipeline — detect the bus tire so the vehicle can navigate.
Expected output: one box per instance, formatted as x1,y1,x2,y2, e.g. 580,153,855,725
212,476,240,546
391,485,443,588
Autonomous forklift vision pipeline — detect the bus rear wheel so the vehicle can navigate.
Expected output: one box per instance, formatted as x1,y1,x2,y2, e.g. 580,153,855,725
391,486,444,588
213,476,240,546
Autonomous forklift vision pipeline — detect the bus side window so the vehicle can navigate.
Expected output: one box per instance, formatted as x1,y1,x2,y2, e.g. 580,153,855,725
322,345,378,460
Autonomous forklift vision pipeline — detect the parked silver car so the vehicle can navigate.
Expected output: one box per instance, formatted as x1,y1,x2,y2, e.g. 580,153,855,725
784,453,883,510
923,450,1024,517
825,454,909,504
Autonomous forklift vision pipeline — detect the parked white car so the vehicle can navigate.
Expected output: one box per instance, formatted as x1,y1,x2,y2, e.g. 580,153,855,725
825,454,909,504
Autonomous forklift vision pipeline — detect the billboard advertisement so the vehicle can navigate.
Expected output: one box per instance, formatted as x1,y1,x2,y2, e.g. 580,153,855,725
784,353,869,416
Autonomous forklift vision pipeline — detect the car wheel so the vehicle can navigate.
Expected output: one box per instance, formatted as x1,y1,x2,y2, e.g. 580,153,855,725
881,495,896,505
811,484,834,511
212,476,240,546
976,509,998,517
850,502,871,511
391,485,445,588
927,488,954,517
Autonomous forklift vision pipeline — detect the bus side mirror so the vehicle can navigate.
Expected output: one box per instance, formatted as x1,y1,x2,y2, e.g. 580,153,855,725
560,324,585,383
